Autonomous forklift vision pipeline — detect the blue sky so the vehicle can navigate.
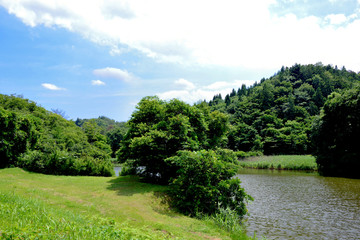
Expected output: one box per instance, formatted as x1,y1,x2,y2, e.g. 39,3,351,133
1,0,360,121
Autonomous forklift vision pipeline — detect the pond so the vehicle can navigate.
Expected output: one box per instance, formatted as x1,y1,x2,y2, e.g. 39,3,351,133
114,166,122,176
236,169,360,239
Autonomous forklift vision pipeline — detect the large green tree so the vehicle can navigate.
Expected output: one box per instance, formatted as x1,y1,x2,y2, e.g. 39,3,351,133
0,108,36,168
118,96,229,183
312,86,360,178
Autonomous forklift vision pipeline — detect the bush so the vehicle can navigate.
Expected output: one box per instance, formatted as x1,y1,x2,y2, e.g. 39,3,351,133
165,150,252,218
235,151,263,159
214,148,238,163
18,150,114,176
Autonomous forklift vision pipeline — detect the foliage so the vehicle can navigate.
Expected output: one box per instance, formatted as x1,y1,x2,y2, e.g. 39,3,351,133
0,94,113,176
238,155,317,171
166,150,252,218
208,63,360,155
18,150,113,176
202,207,251,240
312,86,360,178
118,97,229,183
235,151,263,159
75,116,128,157
0,107,36,168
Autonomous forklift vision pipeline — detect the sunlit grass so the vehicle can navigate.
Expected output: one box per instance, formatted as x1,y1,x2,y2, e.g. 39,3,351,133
238,155,317,171
0,168,251,239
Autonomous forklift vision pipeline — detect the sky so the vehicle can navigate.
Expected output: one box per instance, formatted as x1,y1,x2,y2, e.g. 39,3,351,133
1,0,360,121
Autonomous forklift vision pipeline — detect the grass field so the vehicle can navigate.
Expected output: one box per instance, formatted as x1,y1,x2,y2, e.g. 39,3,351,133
238,155,317,171
0,168,251,240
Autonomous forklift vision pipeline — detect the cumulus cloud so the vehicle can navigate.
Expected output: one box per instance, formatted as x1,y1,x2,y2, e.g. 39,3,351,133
325,14,348,25
91,80,106,86
93,67,134,82
1,0,360,71
157,79,256,103
41,83,65,91
175,78,195,90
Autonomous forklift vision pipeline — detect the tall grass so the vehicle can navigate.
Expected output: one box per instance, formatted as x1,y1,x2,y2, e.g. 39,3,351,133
238,155,317,171
200,207,256,240
0,192,159,239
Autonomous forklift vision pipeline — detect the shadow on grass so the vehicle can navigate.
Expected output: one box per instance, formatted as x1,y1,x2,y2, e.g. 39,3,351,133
106,175,168,196
107,175,179,217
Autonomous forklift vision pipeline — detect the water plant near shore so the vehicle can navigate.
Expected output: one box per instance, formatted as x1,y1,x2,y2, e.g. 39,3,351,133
238,155,317,171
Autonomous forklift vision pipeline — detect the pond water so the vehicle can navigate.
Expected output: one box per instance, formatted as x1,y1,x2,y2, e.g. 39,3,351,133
114,166,122,176
236,169,360,239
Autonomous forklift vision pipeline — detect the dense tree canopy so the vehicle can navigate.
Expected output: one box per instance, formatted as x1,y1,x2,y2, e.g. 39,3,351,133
75,116,128,157
208,63,360,155
312,86,360,178
0,94,113,176
118,96,228,183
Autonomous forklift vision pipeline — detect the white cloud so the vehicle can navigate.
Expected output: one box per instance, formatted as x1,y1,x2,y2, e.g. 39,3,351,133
1,0,360,71
41,83,65,91
325,14,348,25
175,78,195,90
157,79,256,103
91,80,106,86
93,67,134,82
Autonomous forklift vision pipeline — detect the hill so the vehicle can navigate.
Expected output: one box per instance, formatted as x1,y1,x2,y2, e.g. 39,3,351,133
207,63,360,155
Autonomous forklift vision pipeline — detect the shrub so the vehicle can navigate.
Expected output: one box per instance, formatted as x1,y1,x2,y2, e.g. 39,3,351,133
18,150,114,176
165,150,252,218
214,148,237,163
236,151,263,159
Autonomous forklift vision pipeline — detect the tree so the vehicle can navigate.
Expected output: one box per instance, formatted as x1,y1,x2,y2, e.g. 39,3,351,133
118,97,215,183
225,94,231,106
0,108,36,168
207,111,229,148
51,108,69,119
166,150,252,218
106,127,124,157
0,94,113,176
259,82,274,110
312,86,360,178
227,123,262,151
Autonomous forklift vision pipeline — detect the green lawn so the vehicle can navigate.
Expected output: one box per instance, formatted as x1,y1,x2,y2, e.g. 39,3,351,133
238,155,317,171
0,168,250,239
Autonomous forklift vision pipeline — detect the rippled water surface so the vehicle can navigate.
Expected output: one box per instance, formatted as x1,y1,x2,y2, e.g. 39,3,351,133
236,169,360,240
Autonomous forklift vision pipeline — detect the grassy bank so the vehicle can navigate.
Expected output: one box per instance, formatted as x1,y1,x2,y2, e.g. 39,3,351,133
0,168,251,239
238,155,317,171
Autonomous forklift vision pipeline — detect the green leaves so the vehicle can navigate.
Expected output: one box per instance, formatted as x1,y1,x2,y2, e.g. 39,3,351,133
0,94,113,176
313,85,360,178
166,150,251,218
118,97,229,183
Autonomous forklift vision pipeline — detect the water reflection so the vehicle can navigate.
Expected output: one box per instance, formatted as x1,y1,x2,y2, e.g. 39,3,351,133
236,169,360,239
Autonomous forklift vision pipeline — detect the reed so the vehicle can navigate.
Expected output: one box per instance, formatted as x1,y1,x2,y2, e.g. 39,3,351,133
238,155,317,171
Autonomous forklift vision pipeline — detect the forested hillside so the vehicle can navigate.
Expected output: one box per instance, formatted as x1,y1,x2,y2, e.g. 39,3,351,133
0,94,113,176
207,63,360,155
75,116,128,157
